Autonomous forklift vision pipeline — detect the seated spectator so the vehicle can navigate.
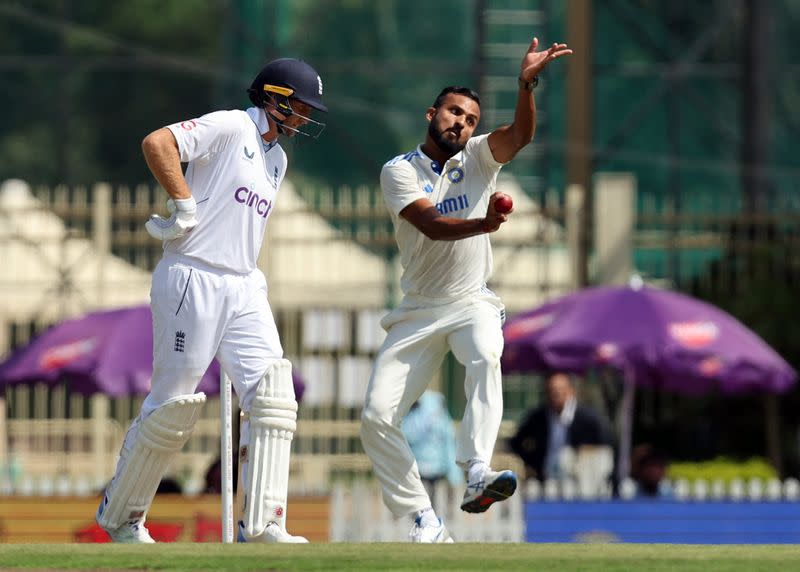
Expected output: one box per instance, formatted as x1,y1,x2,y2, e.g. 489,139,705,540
509,372,613,481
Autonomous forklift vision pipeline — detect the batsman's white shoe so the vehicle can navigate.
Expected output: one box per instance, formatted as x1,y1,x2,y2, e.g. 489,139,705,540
460,468,518,514
103,522,156,543
238,520,309,543
409,516,454,543
95,495,155,543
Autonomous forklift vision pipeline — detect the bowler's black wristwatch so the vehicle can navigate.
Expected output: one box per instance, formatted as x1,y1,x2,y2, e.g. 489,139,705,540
518,76,539,91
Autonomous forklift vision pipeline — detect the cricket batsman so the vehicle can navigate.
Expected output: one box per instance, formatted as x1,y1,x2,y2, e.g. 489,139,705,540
95,58,327,543
360,37,572,542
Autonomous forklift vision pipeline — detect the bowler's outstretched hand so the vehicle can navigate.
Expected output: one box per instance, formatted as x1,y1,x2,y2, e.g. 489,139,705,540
520,37,573,82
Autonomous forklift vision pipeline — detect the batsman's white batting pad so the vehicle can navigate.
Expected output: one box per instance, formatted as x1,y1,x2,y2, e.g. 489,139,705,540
241,359,298,539
97,393,206,530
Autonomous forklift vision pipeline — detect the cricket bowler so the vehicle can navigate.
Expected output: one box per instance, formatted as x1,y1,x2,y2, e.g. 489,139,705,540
360,37,572,543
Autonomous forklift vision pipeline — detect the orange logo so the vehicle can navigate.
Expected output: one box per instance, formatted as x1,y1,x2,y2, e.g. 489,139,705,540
40,339,97,370
505,313,554,341
669,321,719,349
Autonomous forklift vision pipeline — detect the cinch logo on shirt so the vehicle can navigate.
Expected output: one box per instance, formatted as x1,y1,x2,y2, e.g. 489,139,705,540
234,186,273,218
436,193,469,215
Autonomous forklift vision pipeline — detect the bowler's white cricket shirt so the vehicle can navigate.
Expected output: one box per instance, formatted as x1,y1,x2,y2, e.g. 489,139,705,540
381,134,504,299
165,107,287,273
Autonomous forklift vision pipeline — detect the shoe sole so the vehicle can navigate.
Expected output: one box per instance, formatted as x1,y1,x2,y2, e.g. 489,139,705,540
460,472,517,514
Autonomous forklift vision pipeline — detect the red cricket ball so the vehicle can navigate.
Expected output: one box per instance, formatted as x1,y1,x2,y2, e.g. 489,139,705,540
494,194,513,214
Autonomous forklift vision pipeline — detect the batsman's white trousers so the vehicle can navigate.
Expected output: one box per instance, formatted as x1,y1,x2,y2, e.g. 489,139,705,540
143,252,283,415
360,290,505,517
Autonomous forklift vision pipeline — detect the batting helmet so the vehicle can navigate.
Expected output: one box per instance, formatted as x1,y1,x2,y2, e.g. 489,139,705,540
247,58,327,114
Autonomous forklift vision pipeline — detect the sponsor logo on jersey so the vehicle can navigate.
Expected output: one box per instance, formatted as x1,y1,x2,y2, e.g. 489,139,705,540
447,167,465,183
436,193,469,215
234,186,273,218
244,146,255,160
423,183,433,194
669,321,719,349
180,120,197,131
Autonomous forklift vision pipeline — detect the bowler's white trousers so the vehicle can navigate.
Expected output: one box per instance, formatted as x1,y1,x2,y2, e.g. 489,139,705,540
360,291,505,517
144,252,283,415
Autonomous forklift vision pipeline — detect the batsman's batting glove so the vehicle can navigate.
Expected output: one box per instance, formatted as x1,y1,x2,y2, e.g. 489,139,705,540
145,196,198,240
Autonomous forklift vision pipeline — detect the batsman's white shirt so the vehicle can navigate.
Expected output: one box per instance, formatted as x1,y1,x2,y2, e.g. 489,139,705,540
143,107,286,416
165,107,287,274
381,133,503,299
102,107,294,533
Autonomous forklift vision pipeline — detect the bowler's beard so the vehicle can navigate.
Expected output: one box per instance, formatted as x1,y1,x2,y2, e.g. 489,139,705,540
428,121,465,155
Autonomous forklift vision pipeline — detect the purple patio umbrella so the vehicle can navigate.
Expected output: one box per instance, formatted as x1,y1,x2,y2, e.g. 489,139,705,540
0,305,305,401
502,280,797,477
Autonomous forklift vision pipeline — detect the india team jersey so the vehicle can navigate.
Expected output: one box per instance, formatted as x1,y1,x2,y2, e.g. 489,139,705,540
381,134,504,299
164,107,287,274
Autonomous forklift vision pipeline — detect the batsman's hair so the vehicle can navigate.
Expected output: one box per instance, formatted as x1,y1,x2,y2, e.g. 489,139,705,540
432,86,481,109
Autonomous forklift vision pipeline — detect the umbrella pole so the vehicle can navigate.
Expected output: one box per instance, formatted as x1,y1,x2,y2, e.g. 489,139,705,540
617,367,636,484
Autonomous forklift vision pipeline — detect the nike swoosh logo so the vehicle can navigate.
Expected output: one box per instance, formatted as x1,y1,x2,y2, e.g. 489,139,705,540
244,147,255,159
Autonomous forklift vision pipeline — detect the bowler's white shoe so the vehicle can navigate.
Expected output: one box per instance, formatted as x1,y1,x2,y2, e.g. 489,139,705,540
238,520,309,543
460,468,517,514
96,496,155,543
409,516,454,543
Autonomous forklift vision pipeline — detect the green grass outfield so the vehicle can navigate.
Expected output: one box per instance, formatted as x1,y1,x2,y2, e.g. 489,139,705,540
1,544,799,572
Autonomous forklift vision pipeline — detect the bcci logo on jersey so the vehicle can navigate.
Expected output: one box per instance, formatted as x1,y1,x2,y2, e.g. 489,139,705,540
447,167,465,183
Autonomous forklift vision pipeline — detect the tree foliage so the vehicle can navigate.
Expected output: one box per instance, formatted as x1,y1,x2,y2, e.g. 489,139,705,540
0,0,477,188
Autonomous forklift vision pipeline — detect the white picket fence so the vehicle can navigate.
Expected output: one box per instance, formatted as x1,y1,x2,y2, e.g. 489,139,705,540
327,477,800,544
329,480,525,543
525,477,800,502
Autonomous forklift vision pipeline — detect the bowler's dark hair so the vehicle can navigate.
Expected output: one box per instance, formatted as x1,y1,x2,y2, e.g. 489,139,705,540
432,86,481,109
